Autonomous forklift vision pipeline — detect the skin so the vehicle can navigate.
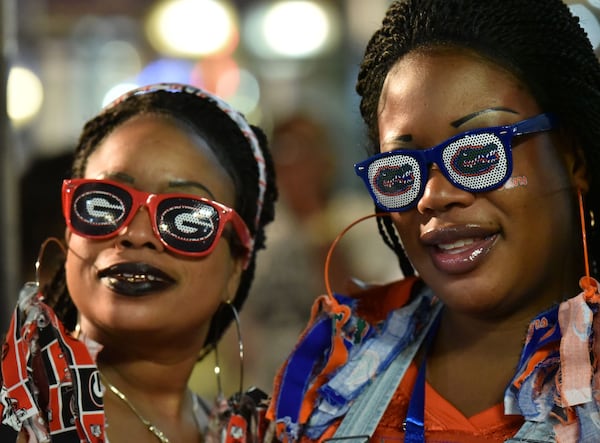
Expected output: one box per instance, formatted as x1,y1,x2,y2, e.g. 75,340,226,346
378,48,589,416
64,114,244,442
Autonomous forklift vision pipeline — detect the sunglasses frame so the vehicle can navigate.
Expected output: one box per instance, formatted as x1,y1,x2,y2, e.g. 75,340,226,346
354,113,557,212
62,178,253,267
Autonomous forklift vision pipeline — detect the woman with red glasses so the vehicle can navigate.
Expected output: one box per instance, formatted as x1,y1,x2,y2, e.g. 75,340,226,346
0,83,277,442
268,0,600,442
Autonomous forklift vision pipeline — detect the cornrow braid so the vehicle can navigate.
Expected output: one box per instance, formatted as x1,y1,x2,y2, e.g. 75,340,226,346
44,87,277,355
356,0,600,277
376,213,414,277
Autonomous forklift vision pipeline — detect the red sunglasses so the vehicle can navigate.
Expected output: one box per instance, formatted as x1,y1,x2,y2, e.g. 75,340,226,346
62,179,252,267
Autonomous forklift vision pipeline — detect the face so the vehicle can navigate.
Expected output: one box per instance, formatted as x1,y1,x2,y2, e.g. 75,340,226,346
65,114,244,352
378,49,587,320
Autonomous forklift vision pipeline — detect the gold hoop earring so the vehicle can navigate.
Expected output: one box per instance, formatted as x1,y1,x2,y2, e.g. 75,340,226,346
207,301,270,443
214,300,244,400
34,237,66,293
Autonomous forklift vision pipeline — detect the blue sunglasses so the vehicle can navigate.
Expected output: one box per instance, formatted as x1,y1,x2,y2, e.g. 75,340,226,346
354,113,557,212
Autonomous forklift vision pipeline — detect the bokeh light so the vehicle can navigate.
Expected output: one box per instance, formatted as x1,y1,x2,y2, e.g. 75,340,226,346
8,66,44,127
101,82,140,108
244,1,339,59
146,0,238,58
137,58,195,85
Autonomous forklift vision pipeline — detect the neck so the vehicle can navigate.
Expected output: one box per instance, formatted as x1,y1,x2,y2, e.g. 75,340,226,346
425,308,534,417
98,355,196,417
98,356,203,443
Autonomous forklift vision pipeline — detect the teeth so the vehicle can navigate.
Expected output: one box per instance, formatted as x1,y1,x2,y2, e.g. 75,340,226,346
107,274,160,283
438,238,475,251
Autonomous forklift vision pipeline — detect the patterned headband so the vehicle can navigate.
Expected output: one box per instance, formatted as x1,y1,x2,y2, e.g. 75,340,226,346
103,82,267,237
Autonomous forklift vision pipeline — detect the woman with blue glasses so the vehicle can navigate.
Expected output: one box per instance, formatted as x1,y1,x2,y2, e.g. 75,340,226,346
268,0,600,442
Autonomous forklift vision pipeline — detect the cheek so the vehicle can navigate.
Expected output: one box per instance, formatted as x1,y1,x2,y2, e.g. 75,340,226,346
185,244,240,301
511,140,572,195
389,213,421,253
64,234,103,301
64,247,88,310
65,232,93,259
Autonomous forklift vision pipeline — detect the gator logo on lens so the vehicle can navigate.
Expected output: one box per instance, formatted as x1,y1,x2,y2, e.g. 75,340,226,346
374,164,415,196
451,143,500,176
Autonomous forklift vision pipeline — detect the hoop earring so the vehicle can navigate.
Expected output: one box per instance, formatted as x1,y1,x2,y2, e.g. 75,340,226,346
577,190,598,298
34,237,66,293
208,302,271,443
214,300,244,400
587,207,598,277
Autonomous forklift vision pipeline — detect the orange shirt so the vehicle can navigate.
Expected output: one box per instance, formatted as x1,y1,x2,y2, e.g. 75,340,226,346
369,361,524,443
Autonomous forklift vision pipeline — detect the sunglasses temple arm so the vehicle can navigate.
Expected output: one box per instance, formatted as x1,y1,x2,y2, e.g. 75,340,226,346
513,113,557,136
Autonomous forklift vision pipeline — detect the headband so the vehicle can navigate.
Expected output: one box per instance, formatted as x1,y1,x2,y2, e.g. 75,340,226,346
103,83,267,237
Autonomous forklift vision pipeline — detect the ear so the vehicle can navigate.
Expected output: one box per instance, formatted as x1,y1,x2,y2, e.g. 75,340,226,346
558,129,590,193
567,143,590,193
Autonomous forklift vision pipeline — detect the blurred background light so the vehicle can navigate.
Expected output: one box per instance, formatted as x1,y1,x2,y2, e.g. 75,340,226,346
137,58,195,85
98,40,143,80
244,1,340,59
146,0,238,58
192,56,239,95
101,82,141,107
8,66,44,127
223,68,260,114
589,0,600,10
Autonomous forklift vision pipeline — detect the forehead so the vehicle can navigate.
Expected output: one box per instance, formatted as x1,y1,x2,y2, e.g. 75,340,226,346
378,48,537,125
84,114,235,200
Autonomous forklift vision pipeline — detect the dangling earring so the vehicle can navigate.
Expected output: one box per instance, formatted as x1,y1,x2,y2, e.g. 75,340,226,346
577,189,598,298
206,301,269,443
213,300,244,401
34,237,66,295
589,207,598,277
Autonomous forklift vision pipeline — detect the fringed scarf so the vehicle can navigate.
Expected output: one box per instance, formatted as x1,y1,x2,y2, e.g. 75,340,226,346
266,277,439,442
0,283,105,442
505,277,600,442
269,276,600,443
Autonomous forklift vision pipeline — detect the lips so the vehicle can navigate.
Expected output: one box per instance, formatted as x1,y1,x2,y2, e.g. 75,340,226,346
421,226,499,274
97,262,176,296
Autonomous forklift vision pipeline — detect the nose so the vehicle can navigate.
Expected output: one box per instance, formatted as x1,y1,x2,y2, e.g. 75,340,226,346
416,164,476,213
116,207,165,252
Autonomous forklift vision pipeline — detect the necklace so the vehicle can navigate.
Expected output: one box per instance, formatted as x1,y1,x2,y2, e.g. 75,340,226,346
99,372,170,443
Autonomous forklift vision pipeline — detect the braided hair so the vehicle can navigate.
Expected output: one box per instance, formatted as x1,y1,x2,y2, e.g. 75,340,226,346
356,0,600,278
44,85,277,356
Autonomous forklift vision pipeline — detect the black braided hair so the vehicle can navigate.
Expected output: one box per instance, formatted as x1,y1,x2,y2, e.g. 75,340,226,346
43,88,277,356
357,0,600,278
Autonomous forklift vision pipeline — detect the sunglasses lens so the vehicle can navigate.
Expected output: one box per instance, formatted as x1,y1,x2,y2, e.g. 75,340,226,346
157,198,221,254
441,132,509,191
70,182,132,236
366,154,423,210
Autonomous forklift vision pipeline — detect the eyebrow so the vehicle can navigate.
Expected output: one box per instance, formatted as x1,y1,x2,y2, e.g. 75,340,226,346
390,107,521,145
450,107,519,128
104,172,135,183
167,179,216,200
